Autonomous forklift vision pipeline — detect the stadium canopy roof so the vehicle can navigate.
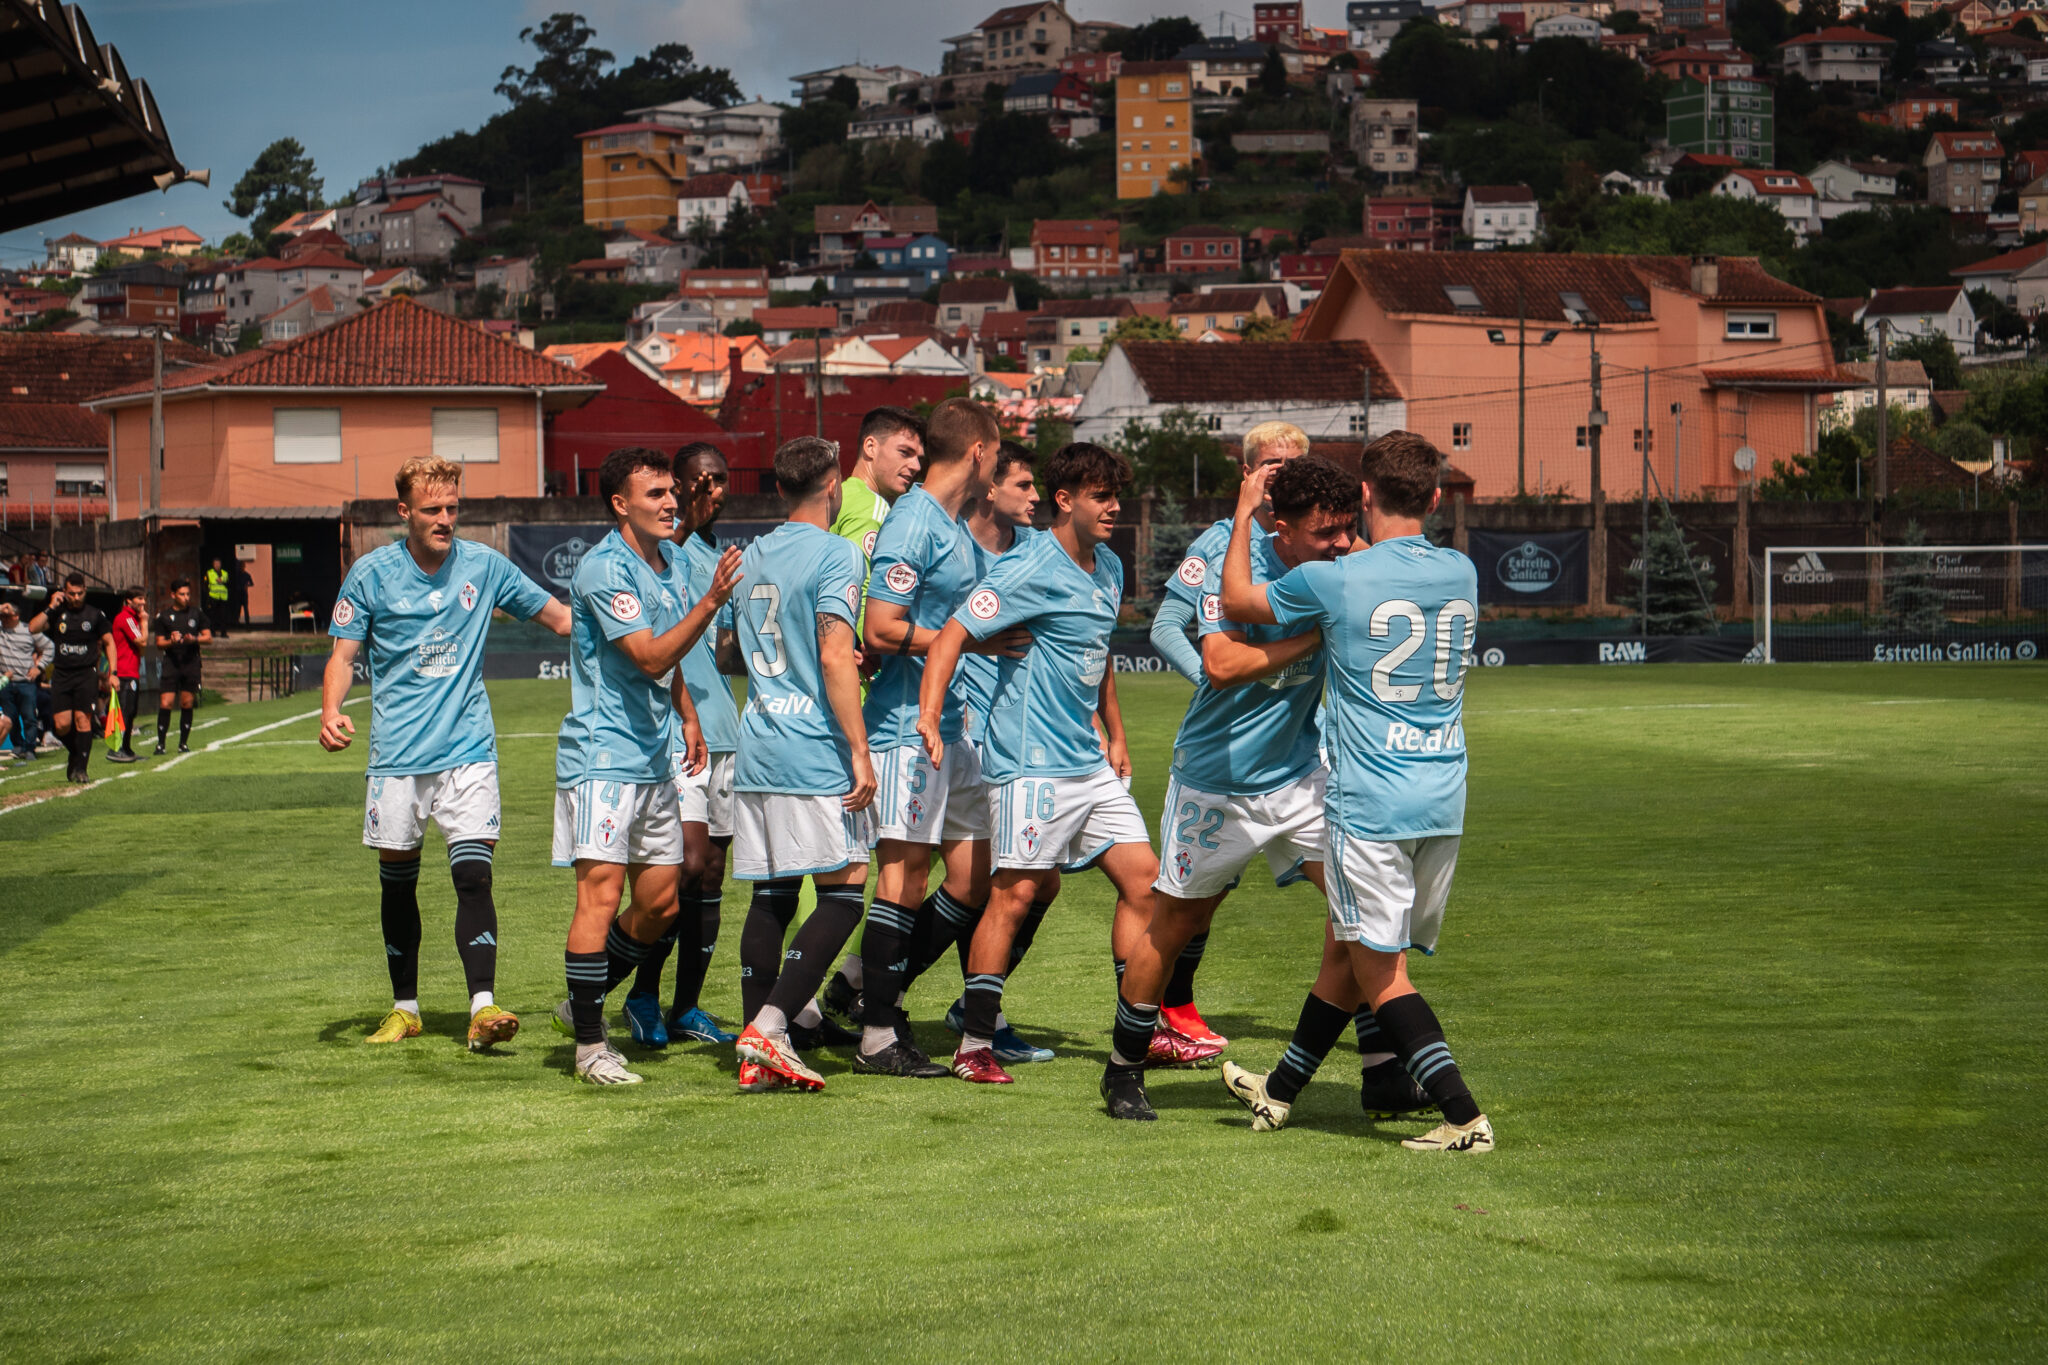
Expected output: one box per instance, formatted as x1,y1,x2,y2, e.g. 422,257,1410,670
0,0,205,233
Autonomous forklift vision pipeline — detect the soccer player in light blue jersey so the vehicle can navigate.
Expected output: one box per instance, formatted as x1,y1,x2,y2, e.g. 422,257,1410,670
918,442,1159,1086
1098,455,1362,1120
621,443,745,1049
319,456,571,1053
551,446,740,1086
720,436,880,1094
1216,431,1494,1154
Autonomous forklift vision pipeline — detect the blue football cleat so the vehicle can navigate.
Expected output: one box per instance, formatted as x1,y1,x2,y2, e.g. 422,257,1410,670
992,1025,1055,1065
667,1006,737,1045
621,993,669,1047
944,997,967,1034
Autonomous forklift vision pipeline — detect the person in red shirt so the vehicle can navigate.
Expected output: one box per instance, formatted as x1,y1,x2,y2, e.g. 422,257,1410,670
107,586,146,763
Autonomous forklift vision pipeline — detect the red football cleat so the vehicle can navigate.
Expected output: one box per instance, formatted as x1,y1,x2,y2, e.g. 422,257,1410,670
736,1060,788,1093
950,1046,1015,1084
735,1024,824,1091
1147,1020,1225,1069
1161,1002,1228,1048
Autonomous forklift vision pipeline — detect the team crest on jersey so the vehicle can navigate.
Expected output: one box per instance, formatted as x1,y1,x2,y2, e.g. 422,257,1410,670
906,795,926,827
598,816,618,847
845,584,860,614
459,582,478,611
1019,822,1040,856
884,563,918,594
968,588,1000,620
1177,556,1206,587
332,598,356,627
610,591,642,622
1173,848,1194,881
1201,594,1222,622
862,530,879,556
367,807,380,833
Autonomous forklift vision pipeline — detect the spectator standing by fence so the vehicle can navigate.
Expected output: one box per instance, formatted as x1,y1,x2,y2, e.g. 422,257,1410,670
231,560,254,629
0,602,49,758
26,552,52,591
204,558,232,638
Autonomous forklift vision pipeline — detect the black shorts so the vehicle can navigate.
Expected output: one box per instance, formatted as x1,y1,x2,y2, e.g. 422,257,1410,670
161,664,201,695
50,674,101,713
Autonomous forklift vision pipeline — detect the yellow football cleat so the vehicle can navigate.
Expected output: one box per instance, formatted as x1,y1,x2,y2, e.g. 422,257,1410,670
366,1008,422,1044
466,1004,520,1052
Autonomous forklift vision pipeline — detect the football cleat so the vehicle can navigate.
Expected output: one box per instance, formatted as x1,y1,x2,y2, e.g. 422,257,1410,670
943,997,968,1033
950,1046,1014,1085
621,993,668,1048
575,1047,643,1086
1360,1059,1435,1120
366,1007,422,1045
991,1024,1055,1065
735,1024,824,1091
1402,1115,1494,1153
736,1060,788,1093
819,970,864,1032
789,1012,859,1051
1160,1002,1228,1048
852,1040,950,1078
1147,1019,1225,1069
466,1005,519,1051
1100,1064,1157,1121
667,1006,736,1045
1220,1061,1292,1132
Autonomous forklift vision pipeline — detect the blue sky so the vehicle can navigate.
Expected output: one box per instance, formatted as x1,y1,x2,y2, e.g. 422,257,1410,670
1,0,1347,267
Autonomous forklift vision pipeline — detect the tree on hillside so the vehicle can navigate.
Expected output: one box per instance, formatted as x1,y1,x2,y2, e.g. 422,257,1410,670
783,100,852,160
223,137,323,239
1103,16,1205,62
968,113,1067,196
1239,315,1291,342
496,13,612,103
1258,45,1289,97
1106,314,1183,346
1114,409,1237,499
1893,332,1962,390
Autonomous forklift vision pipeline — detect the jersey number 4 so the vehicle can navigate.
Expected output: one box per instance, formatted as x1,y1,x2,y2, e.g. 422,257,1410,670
1369,598,1476,703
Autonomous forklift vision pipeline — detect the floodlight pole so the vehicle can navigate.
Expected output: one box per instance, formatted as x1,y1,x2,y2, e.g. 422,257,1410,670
1587,330,1606,608
1516,284,1527,497
1874,318,1891,502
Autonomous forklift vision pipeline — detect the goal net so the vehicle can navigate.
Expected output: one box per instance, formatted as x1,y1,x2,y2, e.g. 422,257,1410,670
1758,545,2048,664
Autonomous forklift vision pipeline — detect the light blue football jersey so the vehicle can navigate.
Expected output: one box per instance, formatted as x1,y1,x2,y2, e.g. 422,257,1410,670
863,487,979,750
1162,517,1232,609
955,532,1121,783
677,532,740,755
727,521,864,795
1266,536,1478,840
958,525,1037,740
1170,523,1323,796
330,537,553,778
554,530,686,788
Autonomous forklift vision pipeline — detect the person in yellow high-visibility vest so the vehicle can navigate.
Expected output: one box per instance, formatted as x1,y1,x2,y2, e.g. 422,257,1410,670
203,558,232,639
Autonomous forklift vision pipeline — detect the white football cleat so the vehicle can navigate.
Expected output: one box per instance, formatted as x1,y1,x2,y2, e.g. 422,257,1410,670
1221,1061,1292,1132
1401,1114,1494,1153
575,1046,643,1086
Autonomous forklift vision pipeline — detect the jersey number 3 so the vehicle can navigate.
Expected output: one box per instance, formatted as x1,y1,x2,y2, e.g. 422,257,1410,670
1369,598,1476,703
749,584,788,678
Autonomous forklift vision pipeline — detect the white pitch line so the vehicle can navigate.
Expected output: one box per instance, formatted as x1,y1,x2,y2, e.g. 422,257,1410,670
154,707,325,773
1472,703,1756,716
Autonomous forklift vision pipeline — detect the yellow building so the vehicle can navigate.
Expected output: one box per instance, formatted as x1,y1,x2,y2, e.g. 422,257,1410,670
578,121,692,232
1116,62,1193,200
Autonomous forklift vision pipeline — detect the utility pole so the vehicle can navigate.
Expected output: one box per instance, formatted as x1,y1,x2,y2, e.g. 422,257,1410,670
148,324,164,601
813,327,826,438
1516,283,1528,497
1587,333,1607,608
1641,365,1652,639
1874,317,1890,502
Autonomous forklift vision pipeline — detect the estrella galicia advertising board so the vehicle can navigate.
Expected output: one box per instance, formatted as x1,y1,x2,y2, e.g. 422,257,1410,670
1467,529,1589,607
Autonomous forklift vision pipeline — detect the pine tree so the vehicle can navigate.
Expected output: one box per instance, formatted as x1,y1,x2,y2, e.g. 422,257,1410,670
1621,518,1718,635
1147,491,1200,621
1884,521,1948,634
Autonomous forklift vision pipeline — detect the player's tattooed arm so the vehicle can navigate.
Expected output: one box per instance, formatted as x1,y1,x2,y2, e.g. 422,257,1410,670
817,613,876,811
714,626,744,676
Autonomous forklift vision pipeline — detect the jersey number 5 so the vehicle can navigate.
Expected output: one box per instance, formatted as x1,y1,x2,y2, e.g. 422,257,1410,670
749,584,787,678
1369,598,1476,703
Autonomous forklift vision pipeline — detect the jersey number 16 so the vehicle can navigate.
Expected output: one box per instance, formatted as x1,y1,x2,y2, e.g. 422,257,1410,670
1369,598,1476,703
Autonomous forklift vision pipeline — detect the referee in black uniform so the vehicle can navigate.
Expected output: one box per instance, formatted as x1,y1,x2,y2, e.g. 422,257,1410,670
29,572,113,783
153,578,212,755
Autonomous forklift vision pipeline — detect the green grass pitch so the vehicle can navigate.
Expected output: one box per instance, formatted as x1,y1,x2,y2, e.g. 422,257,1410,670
1,664,2042,1361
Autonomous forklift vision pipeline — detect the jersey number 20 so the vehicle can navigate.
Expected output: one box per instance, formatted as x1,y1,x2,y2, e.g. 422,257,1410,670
1369,598,1476,703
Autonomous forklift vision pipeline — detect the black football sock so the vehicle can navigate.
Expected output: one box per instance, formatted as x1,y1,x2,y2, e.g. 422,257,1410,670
155,707,170,746
671,893,721,1016
960,971,1007,1046
447,840,498,1000
1110,995,1158,1068
763,885,866,1020
1354,1004,1395,1066
739,879,800,1022
632,915,680,1002
1008,899,1052,973
565,950,608,1045
907,886,980,986
1162,931,1208,1009
1266,994,1354,1105
859,897,919,1046
601,918,656,993
179,707,193,747
1372,991,1481,1126
378,856,422,1005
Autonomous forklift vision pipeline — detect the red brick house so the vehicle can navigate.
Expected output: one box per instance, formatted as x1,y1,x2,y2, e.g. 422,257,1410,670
1031,219,1121,279
1163,225,1243,269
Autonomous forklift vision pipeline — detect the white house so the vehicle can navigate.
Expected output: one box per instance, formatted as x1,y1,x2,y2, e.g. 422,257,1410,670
1530,13,1603,40
1462,186,1541,248
1808,158,1899,203
848,109,945,142
676,174,751,234
1070,339,1406,447
1714,169,1821,244
1855,285,1977,356
1778,27,1893,85
1819,358,1932,431
42,232,99,273
1601,168,1669,200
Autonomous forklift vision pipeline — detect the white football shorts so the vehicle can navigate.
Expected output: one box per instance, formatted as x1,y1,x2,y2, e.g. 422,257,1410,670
673,748,736,837
1153,768,1327,900
732,791,876,881
1324,827,1461,955
871,740,990,846
363,762,500,850
551,778,686,867
988,764,1150,872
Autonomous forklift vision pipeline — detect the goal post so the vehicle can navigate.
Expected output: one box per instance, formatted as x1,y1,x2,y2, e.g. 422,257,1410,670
1757,544,2047,664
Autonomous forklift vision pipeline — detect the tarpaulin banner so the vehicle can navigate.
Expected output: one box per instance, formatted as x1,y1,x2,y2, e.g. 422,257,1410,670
1467,529,1589,606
